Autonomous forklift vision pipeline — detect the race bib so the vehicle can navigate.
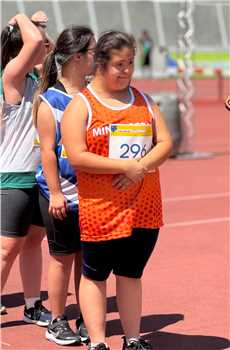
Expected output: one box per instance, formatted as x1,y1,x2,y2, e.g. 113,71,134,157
109,124,153,159
61,145,68,158
33,135,40,147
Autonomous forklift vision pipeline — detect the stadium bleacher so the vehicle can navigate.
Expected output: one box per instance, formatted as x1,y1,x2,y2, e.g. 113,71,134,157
1,0,229,76
2,0,229,46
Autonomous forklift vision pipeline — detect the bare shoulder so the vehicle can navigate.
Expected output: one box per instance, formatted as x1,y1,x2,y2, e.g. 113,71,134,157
38,100,52,115
37,101,56,137
64,93,89,118
37,100,54,125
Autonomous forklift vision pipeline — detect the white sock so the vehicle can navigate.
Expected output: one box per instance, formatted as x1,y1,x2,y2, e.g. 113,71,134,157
25,297,40,309
126,337,140,345
90,342,108,348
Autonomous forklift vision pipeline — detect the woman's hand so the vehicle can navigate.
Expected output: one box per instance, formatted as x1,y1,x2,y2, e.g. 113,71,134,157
31,11,48,25
8,15,18,26
49,192,67,220
112,174,134,190
124,159,148,182
113,159,148,190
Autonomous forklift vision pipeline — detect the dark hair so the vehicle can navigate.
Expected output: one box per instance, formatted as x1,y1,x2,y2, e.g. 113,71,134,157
41,25,93,89
1,24,23,70
94,30,136,70
33,25,94,125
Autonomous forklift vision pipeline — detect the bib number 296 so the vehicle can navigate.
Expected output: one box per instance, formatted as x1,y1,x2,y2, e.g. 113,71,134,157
120,143,147,159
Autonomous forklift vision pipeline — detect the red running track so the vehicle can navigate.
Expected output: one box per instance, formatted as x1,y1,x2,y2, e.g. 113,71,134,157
1,90,229,349
133,77,229,102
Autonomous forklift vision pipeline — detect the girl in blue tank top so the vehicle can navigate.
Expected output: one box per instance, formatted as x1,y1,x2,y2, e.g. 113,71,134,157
33,25,96,346
36,82,77,211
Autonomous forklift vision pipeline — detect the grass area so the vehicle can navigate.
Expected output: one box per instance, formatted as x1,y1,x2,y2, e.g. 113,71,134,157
171,52,230,62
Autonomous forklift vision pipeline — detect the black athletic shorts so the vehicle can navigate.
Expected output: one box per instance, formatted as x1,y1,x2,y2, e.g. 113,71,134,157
82,228,159,281
0,186,44,237
39,193,81,256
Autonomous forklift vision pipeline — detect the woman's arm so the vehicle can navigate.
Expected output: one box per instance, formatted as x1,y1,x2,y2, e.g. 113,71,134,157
112,96,172,190
3,14,44,104
61,95,147,182
138,96,173,171
37,101,67,220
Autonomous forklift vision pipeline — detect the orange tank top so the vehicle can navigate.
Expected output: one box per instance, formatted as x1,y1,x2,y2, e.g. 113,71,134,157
77,85,163,242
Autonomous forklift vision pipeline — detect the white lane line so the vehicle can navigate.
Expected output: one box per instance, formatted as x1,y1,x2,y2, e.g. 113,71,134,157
165,217,230,228
163,192,230,203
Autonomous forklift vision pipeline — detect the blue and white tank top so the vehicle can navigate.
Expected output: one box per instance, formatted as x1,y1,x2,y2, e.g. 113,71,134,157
36,82,78,211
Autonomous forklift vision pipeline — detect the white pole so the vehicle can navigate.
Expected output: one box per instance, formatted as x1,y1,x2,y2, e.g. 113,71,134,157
87,0,99,39
51,0,64,34
120,0,131,34
216,3,228,49
16,0,26,13
153,1,165,47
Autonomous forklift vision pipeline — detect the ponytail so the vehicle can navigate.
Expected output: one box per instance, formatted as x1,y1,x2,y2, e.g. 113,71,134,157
1,25,23,70
33,50,57,127
33,25,94,127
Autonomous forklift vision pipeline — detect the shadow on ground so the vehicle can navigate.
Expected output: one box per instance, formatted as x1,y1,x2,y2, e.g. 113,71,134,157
106,313,184,336
66,297,229,350
1,291,48,308
2,294,229,350
106,314,229,350
142,331,230,350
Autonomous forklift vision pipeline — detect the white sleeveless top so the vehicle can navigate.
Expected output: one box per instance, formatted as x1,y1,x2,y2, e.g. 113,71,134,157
0,76,40,172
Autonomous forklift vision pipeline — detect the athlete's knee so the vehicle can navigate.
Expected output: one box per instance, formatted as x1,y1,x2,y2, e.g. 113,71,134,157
116,275,141,283
1,236,25,261
50,253,75,268
24,226,45,249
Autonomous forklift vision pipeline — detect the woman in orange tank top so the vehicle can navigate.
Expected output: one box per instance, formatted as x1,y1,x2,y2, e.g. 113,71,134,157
62,31,172,350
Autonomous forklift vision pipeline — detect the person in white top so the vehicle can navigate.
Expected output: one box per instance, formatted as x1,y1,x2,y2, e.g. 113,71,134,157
0,11,51,325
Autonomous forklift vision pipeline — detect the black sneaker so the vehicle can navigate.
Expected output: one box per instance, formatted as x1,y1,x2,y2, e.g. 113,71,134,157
88,343,110,350
76,314,90,343
122,336,153,350
23,300,52,326
46,315,81,346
